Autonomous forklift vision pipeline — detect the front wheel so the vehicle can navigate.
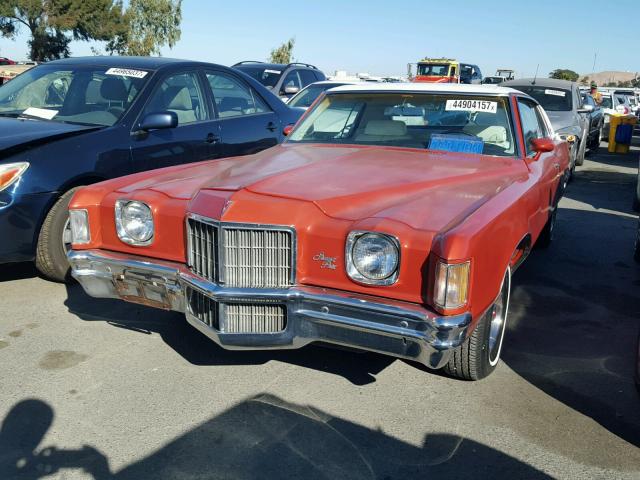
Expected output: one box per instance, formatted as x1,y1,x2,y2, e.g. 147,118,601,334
443,268,511,380
35,187,81,283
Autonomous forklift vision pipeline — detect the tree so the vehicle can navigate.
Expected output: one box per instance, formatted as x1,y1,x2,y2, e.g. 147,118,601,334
549,69,580,82
0,0,126,61
269,38,295,64
579,76,590,85
107,0,182,56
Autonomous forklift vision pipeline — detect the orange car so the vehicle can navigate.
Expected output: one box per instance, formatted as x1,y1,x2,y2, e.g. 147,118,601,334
68,84,569,380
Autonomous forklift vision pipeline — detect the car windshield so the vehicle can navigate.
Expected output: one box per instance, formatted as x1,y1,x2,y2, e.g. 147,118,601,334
601,95,613,109
511,86,572,111
417,64,450,76
234,65,282,88
287,92,516,157
288,83,346,108
0,64,149,126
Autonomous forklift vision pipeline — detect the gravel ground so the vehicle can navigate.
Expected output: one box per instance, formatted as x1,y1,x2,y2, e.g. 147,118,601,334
1,135,639,479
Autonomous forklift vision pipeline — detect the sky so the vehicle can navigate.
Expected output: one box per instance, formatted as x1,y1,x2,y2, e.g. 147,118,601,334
1,0,638,79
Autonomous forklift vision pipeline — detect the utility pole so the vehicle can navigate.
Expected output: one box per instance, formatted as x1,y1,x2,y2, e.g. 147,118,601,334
592,53,597,73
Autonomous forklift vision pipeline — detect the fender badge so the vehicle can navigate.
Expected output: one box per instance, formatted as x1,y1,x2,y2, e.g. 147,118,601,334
313,252,337,270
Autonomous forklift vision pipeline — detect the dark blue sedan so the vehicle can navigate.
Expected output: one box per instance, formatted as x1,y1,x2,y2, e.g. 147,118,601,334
0,56,302,281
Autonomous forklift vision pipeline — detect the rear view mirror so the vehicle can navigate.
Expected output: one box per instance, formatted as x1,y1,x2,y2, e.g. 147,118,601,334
530,137,555,154
284,86,300,95
140,112,178,131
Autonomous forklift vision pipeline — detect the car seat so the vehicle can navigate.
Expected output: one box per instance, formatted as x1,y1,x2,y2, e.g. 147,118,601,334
462,112,510,149
100,77,129,118
164,86,198,124
355,119,412,142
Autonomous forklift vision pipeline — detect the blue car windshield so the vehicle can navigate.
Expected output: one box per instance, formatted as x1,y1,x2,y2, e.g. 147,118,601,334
287,93,516,157
0,65,150,126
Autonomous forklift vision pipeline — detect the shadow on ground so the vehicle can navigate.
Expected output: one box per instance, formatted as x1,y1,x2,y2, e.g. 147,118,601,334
0,396,551,480
503,141,640,449
63,284,394,387
0,263,39,283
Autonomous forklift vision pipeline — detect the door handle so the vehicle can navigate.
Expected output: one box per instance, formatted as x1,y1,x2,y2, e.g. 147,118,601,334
266,122,277,132
206,133,220,144
554,163,560,170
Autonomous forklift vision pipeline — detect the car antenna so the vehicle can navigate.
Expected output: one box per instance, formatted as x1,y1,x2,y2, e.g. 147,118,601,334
532,64,539,85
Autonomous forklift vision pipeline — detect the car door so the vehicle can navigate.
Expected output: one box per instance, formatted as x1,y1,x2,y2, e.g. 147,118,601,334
130,70,221,172
204,70,280,158
517,97,560,235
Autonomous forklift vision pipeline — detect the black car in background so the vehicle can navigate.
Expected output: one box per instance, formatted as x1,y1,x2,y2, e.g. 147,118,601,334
233,61,326,101
0,56,302,281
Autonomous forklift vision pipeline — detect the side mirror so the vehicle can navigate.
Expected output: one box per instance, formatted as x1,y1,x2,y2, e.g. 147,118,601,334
139,112,178,131
530,137,555,154
577,104,595,114
283,86,300,95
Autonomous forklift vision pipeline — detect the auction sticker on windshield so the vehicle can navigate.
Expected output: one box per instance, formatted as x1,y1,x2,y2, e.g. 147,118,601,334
264,69,281,75
545,89,566,97
105,68,148,79
23,107,58,120
446,99,497,113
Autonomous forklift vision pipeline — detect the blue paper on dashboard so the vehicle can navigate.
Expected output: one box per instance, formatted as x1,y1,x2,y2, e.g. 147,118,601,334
428,134,484,154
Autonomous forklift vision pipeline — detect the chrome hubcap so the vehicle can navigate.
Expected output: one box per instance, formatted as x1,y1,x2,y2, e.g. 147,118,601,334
488,275,509,365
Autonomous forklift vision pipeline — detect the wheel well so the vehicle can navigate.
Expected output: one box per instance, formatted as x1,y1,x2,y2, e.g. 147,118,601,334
510,234,532,272
33,175,107,248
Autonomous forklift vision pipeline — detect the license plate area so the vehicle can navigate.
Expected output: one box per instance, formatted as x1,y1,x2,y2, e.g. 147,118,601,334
114,271,173,310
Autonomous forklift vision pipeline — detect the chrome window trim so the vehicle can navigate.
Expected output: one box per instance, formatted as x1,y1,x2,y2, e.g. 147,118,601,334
185,212,297,287
345,230,401,286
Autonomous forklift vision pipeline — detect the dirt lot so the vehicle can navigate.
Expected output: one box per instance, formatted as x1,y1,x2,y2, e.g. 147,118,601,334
1,134,639,479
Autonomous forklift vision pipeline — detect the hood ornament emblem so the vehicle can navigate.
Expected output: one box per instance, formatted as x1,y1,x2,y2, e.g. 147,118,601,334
313,252,337,270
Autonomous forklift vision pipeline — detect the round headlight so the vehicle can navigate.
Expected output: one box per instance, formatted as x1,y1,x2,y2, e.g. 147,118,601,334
348,233,399,284
116,200,154,245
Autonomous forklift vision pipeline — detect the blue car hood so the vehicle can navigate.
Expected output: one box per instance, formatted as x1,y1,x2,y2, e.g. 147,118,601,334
0,117,99,160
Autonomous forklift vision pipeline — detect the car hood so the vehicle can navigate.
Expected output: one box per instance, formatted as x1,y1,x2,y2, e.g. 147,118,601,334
0,117,99,159
545,111,578,132
119,144,525,232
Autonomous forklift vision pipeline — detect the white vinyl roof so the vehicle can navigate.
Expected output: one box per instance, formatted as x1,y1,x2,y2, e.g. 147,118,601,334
328,82,520,95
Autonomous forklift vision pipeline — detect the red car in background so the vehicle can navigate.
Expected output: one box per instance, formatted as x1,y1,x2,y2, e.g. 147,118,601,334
67,84,569,380
0,57,16,66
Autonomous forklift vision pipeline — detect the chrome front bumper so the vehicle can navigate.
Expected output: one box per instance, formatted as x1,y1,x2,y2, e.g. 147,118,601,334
68,250,472,369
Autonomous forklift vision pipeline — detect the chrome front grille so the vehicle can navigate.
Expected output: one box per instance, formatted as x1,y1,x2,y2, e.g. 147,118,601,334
187,216,294,288
222,228,292,288
186,287,218,328
186,287,286,334
221,303,286,333
187,218,216,282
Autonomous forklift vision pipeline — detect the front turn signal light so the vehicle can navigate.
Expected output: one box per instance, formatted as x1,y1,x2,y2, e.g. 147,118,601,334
0,162,29,192
434,260,471,310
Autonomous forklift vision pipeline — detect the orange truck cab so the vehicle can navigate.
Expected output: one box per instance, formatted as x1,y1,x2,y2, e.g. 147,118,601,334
412,58,460,84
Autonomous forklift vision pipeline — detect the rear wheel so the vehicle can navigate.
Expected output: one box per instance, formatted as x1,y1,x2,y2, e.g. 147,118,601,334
444,269,511,381
35,187,80,283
